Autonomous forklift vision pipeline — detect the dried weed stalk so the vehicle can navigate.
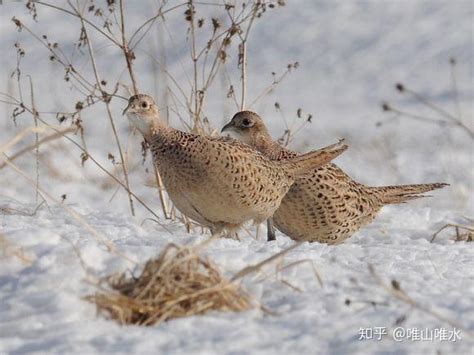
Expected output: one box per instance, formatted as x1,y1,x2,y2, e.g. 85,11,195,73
0,233,35,265
380,58,473,139
0,126,75,169
273,99,314,147
2,156,137,263
430,223,474,243
368,264,473,335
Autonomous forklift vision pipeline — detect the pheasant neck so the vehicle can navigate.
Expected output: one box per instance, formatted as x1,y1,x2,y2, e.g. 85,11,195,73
251,133,284,160
145,118,173,140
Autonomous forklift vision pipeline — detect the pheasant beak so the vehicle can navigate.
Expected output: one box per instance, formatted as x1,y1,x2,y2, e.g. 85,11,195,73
221,121,234,133
122,102,132,116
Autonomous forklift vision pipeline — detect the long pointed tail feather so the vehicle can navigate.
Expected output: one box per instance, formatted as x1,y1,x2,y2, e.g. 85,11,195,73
372,182,449,205
280,140,348,178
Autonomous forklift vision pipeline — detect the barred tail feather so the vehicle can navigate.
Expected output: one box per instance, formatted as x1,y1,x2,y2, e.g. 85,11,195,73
281,140,348,178
373,183,449,205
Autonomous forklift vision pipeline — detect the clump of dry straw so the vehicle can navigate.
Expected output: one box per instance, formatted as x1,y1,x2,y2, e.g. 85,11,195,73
86,242,253,326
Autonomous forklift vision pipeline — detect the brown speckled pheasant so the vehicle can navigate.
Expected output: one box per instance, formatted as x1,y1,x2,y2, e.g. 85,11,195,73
123,95,347,236
221,111,448,244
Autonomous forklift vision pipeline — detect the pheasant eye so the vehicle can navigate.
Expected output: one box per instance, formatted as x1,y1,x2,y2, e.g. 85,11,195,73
141,101,148,108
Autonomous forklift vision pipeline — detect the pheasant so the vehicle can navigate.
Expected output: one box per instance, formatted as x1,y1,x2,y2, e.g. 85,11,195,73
123,95,347,236
221,111,448,244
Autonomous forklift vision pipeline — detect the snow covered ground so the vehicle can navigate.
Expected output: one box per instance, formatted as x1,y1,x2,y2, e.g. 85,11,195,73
1,200,473,354
1,1,473,354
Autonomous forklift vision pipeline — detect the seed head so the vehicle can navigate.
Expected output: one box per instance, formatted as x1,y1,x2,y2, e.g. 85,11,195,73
391,279,401,291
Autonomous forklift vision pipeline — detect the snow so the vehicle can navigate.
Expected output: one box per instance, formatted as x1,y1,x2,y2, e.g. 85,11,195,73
1,200,473,354
1,1,473,354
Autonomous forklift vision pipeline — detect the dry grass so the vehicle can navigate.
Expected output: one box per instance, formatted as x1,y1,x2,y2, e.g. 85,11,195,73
368,264,474,336
0,233,35,265
430,223,474,243
86,242,253,326
380,59,473,140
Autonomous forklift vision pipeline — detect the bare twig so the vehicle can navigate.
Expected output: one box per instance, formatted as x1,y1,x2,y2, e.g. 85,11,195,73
27,76,40,202
119,0,138,94
188,0,201,131
0,127,75,169
152,164,170,219
430,223,474,243
34,1,122,46
448,59,463,122
231,241,304,282
0,126,52,154
0,232,35,265
368,264,471,333
3,155,136,264
72,2,136,216
249,66,293,108
382,65,473,139
238,2,259,110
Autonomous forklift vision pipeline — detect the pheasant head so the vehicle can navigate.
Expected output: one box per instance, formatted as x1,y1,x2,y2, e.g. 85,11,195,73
221,111,271,145
123,94,163,137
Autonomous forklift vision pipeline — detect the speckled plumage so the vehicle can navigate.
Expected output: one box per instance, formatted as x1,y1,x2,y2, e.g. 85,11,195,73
222,111,448,244
124,95,347,235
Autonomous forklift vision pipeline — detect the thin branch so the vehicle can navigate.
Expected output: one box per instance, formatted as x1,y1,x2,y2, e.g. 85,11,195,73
3,155,137,264
188,0,201,130
404,87,460,123
393,81,473,139
129,1,189,49
72,1,136,216
34,1,122,46
239,2,259,110
231,241,304,282
249,67,292,108
0,126,52,154
430,223,474,243
368,264,471,333
449,58,463,121
14,20,97,95
119,0,138,94
240,40,247,110
0,127,75,169
27,75,40,202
